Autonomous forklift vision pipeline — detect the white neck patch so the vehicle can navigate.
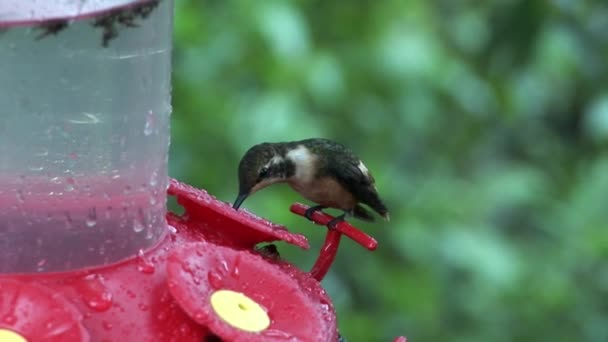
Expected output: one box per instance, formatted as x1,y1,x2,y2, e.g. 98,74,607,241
286,145,316,183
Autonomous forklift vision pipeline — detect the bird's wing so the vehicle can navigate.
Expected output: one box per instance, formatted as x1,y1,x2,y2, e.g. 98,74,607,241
329,159,389,218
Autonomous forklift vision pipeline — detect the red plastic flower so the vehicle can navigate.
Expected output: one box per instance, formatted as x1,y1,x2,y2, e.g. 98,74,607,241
166,242,336,341
0,279,89,342
168,178,309,250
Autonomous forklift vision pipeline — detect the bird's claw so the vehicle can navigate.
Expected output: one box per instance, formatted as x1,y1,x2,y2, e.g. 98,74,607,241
326,215,346,230
304,205,326,221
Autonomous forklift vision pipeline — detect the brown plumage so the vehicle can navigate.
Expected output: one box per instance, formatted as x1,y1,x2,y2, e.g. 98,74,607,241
233,138,389,226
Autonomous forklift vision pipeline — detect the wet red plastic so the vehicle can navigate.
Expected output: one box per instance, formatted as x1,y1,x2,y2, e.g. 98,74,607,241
309,229,342,281
166,242,336,342
289,203,378,251
0,279,90,341
290,203,378,281
0,179,403,341
169,179,310,251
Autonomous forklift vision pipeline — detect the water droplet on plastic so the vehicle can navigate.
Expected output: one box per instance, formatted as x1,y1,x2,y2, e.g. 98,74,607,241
16,189,25,203
144,110,155,136
90,295,111,311
2,314,17,325
50,176,62,184
102,321,113,331
37,259,47,271
86,207,97,228
134,208,147,232
194,311,204,321
133,220,145,233
179,323,191,335
35,148,49,157
149,170,159,187
207,272,223,289
168,225,177,234
77,275,113,312
137,251,155,274
264,329,294,339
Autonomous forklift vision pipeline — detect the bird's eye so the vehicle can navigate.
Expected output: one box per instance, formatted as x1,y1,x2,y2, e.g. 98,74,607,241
259,167,269,178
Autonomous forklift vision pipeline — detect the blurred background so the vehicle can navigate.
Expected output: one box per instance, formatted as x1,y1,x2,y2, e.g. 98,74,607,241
170,1,608,341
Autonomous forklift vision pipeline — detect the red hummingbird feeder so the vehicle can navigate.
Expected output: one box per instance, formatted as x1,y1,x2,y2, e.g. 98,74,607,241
0,1,406,341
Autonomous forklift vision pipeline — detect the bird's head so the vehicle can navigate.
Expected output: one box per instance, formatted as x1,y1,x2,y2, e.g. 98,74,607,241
233,143,294,209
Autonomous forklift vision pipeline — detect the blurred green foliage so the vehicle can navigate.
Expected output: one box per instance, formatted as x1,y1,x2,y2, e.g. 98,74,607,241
171,1,608,341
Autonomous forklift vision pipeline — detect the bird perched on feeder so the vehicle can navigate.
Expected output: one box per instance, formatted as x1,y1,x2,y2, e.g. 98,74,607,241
233,138,389,228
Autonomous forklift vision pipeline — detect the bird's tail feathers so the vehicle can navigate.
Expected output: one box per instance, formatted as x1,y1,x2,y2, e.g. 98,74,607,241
352,205,375,222
382,212,390,221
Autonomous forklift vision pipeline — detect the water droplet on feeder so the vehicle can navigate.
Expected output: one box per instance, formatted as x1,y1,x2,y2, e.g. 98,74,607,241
207,272,223,289
133,220,145,233
2,314,17,325
264,329,294,339
149,170,159,187
36,148,49,157
87,293,113,311
193,311,204,321
36,259,47,272
77,274,113,312
86,208,97,228
144,111,155,136
137,253,155,274
16,189,25,203
102,321,113,331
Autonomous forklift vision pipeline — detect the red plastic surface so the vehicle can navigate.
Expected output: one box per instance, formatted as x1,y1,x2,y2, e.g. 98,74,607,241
166,242,336,342
290,203,378,251
290,203,378,282
0,279,89,341
0,179,403,341
169,179,309,250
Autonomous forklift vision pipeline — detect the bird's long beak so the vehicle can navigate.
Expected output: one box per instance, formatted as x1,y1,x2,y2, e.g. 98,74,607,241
232,192,249,209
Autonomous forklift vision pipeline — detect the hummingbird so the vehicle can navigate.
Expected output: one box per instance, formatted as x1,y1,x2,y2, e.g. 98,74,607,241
233,138,389,227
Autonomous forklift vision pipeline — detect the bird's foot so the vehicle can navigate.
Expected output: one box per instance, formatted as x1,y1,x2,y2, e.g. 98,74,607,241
327,214,346,230
304,205,326,221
